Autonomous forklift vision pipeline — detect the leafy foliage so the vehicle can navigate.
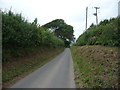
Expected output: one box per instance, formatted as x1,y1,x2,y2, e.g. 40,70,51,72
42,19,74,47
2,10,65,48
76,17,119,47
2,10,65,62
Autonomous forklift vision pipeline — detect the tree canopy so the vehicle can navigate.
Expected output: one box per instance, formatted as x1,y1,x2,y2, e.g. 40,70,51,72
42,19,74,47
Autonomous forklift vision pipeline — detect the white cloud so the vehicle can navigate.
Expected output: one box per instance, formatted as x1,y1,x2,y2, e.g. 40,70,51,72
0,0,119,39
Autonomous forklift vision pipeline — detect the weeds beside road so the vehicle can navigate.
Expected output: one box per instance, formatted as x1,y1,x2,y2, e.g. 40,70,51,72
71,45,119,88
3,47,64,88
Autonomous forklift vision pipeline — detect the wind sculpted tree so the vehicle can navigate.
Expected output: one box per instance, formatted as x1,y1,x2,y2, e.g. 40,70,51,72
42,19,74,47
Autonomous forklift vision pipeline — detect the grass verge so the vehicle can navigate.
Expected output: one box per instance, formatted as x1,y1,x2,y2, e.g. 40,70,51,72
3,47,64,88
71,45,119,88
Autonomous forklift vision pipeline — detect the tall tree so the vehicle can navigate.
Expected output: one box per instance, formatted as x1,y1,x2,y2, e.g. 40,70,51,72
42,19,74,47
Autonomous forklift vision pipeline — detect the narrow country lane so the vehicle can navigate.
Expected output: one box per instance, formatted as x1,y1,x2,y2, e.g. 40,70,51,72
11,48,75,88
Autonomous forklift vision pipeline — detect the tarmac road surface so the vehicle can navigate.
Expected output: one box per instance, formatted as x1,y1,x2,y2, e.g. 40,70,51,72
11,48,75,88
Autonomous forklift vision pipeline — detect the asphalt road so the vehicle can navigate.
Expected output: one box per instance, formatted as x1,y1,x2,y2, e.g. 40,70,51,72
11,48,75,88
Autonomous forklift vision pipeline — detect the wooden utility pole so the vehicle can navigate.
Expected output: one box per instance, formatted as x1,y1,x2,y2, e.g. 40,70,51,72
94,7,100,25
86,7,88,30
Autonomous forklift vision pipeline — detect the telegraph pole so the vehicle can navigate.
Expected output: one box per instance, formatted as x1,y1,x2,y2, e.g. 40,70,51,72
86,7,88,30
94,7,100,25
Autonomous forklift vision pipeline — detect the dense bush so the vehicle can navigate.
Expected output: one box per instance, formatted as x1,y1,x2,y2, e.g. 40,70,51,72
2,10,65,62
76,17,119,47
2,10,65,48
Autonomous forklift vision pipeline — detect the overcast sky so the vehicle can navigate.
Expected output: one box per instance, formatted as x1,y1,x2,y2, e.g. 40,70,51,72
0,0,119,39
